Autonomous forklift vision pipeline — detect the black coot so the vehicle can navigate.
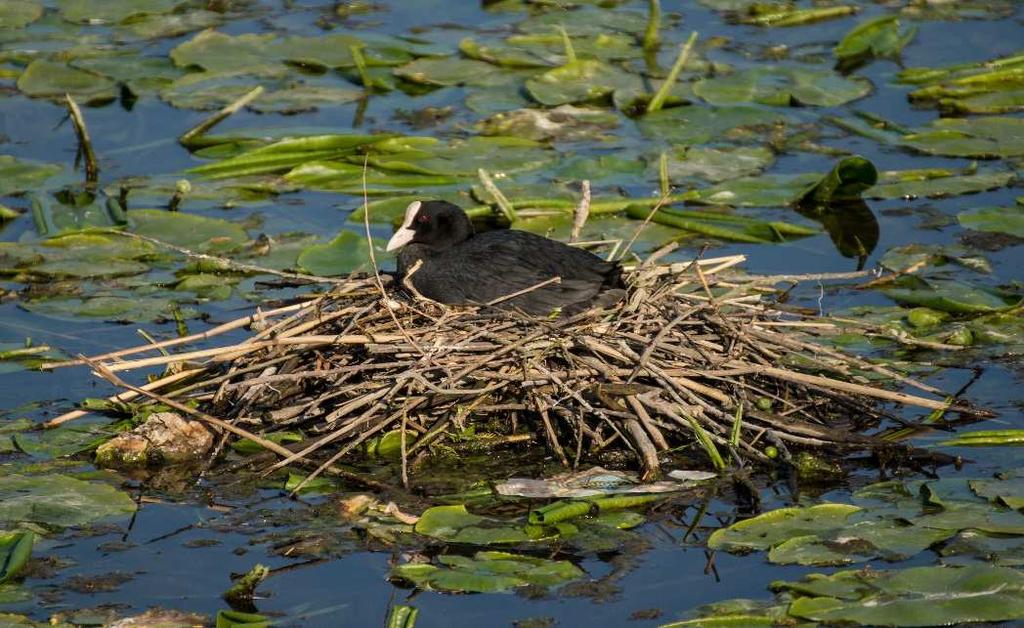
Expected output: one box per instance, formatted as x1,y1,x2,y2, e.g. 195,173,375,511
386,200,626,315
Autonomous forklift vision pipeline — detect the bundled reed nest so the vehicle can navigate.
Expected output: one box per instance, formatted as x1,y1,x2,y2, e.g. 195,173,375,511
47,253,981,491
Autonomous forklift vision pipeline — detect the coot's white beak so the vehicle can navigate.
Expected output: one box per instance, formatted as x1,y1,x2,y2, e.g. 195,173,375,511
386,201,421,252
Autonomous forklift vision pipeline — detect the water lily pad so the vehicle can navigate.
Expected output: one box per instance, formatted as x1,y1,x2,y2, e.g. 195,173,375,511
708,504,861,553
0,1,42,29
525,59,643,107
958,206,1024,239
14,420,125,458
188,133,389,179
0,474,136,527
129,209,248,253
899,51,1024,114
115,10,222,41
970,470,1024,509
901,116,1024,159
693,67,871,107
883,280,1018,314
394,57,501,86
766,519,955,566
70,56,184,96
834,15,916,72
16,59,117,101
58,0,185,24
879,244,990,275
660,146,775,183
391,551,583,593
24,295,186,322
942,530,1024,566
414,504,530,545
870,169,1014,200
778,565,1024,627
367,135,554,177
296,231,373,277
637,105,791,145
0,156,62,197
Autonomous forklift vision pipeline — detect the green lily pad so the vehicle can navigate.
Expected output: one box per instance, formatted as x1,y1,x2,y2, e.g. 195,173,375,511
637,105,791,145
958,206,1024,239
23,295,187,323
0,1,42,29
0,156,63,197
367,135,553,177
901,116,1024,159
778,565,1024,626
899,50,1024,114
834,15,916,72
879,244,990,275
296,231,373,277
883,280,1018,314
970,470,1024,509
707,504,861,553
695,174,817,207
0,474,136,527
941,530,1024,567
870,169,1014,200
129,209,248,253
693,67,871,107
394,56,501,87
630,205,817,244
70,55,184,96
766,519,955,566
57,0,185,24
188,133,389,179
660,146,775,183
0,532,33,585
525,59,643,107
16,59,118,102
414,505,531,545
391,550,583,593
114,10,222,41
14,420,125,458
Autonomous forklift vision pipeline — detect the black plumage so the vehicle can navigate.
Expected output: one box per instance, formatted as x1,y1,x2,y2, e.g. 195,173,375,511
386,200,625,316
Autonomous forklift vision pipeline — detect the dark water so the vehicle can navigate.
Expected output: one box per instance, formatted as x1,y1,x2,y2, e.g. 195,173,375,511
1,1,1022,626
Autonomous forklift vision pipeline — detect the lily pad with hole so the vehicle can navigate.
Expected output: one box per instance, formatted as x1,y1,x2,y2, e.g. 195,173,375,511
0,474,136,527
693,67,872,107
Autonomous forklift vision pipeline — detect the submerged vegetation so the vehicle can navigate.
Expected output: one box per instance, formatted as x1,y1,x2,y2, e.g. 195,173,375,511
0,0,1023,625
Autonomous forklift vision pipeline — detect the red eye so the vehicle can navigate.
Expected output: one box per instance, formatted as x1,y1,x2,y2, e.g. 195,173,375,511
417,214,430,223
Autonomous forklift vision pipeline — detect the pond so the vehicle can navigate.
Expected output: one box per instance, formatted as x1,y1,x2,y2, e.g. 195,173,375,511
1,0,1023,626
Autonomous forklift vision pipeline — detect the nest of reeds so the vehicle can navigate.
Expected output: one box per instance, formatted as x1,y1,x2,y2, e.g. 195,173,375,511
51,254,980,490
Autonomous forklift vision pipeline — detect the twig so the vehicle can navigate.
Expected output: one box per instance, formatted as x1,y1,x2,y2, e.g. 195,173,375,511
570,180,591,243
65,94,98,184
477,169,517,223
179,86,264,146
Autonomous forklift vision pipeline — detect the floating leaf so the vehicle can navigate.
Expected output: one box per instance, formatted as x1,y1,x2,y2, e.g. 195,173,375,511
296,231,372,277
937,430,1024,448
367,135,554,177
659,146,775,183
637,105,791,145
231,431,304,456
777,565,1024,627
394,57,501,86
391,550,583,593
525,59,643,107
970,471,1024,509
707,504,861,553
834,15,916,72
129,209,248,253
630,205,817,243
0,474,136,527
736,5,857,27
883,280,1018,314
414,505,530,545
115,10,222,41
870,169,1014,200
57,0,185,25
16,59,117,102
958,206,1024,239
766,519,955,566
23,295,187,322
13,420,125,458
0,156,63,197
477,105,619,141
693,67,871,107
901,116,1024,159
188,134,389,179
899,50,1024,114
0,1,42,29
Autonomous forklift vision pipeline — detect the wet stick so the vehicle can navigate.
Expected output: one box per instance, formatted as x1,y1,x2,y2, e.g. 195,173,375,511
477,168,517,223
570,180,590,243
647,31,698,113
64,94,98,185
179,85,263,147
